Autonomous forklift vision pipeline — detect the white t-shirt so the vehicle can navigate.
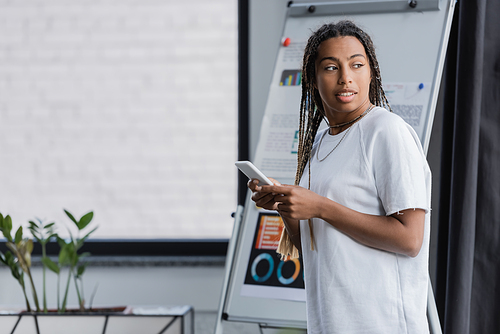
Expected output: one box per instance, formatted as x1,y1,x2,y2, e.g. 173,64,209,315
299,107,431,334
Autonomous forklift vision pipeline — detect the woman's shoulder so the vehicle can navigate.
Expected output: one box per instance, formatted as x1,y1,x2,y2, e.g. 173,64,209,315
364,106,405,124
360,106,413,136
359,106,424,153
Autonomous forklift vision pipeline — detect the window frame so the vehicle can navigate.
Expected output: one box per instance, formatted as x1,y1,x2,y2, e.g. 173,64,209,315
0,0,249,260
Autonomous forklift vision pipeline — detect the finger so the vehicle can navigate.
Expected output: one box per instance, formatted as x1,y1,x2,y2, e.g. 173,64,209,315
260,184,287,194
252,191,274,203
277,203,289,213
251,191,265,202
256,196,280,210
257,199,276,209
268,177,281,186
274,193,289,204
247,179,262,191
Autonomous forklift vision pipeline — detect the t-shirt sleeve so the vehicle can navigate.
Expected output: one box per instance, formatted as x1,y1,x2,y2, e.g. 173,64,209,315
363,115,431,216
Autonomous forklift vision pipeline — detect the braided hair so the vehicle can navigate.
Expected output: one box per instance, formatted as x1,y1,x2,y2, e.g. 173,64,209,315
295,20,391,184
277,20,392,259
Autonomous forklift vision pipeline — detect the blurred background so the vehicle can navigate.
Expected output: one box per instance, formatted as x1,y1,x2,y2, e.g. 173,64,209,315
0,1,239,332
0,0,238,240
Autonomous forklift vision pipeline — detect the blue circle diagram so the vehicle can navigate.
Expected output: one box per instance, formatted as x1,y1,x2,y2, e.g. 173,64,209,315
251,253,274,283
277,258,300,285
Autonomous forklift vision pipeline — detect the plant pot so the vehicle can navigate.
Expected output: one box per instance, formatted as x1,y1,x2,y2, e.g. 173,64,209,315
0,305,193,334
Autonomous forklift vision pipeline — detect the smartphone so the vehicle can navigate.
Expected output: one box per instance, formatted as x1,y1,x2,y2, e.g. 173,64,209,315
235,161,274,186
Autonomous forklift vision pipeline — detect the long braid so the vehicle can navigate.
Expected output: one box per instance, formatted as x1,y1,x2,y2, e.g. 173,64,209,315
278,20,392,259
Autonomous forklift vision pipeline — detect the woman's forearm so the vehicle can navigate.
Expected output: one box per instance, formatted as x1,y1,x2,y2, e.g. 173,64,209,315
261,184,425,257
316,196,425,257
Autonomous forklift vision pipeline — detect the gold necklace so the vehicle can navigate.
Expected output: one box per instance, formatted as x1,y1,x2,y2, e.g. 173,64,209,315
329,112,364,128
316,105,374,162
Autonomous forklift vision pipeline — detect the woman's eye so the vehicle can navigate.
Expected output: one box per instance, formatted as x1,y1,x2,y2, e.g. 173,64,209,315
325,65,337,71
353,63,364,69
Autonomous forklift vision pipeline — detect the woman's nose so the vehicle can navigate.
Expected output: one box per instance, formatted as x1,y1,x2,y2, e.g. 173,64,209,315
338,68,353,85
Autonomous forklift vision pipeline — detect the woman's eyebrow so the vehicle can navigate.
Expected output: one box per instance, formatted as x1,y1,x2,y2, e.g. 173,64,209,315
349,53,366,60
319,54,366,63
319,56,339,63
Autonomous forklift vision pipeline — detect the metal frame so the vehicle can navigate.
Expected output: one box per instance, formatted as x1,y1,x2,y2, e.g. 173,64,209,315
224,0,456,332
288,0,440,16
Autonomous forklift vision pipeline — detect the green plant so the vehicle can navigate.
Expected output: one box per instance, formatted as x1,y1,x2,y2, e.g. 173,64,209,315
0,214,40,312
0,210,97,313
55,210,96,312
28,218,57,313
0,247,31,311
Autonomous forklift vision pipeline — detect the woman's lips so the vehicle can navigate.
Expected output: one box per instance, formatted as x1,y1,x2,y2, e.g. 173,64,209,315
336,91,357,103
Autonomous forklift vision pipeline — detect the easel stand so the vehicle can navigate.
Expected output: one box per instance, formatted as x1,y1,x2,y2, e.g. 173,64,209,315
258,324,306,334
217,0,455,332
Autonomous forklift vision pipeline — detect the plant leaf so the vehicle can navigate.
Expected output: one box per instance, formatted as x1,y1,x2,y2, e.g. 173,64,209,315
26,239,33,254
31,235,42,244
6,242,16,254
79,252,91,259
56,236,67,248
76,263,88,277
70,250,79,267
47,233,58,241
10,265,22,281
77,212,94,230
1,251,22,281
0,251,7,265
42,257,60,274
58,244,71,266
45,222,56,229
76,226,98,250
64,209,78,225
66,228,76,245
1,230,11,241
5,251,15,264
14,227,23,244
2,216,13,241
28,223,41,243
5,215,12,231
61,242,77,267
23,239,33,268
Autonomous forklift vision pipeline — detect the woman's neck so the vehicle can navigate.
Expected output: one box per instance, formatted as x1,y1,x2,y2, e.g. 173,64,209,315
327,103,373,135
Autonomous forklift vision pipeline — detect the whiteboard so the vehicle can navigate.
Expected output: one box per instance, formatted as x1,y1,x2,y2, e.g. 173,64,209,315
217,0,455,330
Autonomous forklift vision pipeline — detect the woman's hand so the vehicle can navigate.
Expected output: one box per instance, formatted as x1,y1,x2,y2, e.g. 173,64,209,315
247,178,282,211
249,179,426,257
253,184,323,220
248,179,304,252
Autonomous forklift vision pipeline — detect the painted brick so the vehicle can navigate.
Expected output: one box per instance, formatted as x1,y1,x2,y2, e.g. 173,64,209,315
0,0,238,239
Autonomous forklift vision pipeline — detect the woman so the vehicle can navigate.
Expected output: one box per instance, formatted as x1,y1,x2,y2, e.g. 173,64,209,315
249,21,431,333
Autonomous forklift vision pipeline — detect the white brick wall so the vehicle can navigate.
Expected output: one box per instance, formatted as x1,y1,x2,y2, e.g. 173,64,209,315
0,0,238,238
